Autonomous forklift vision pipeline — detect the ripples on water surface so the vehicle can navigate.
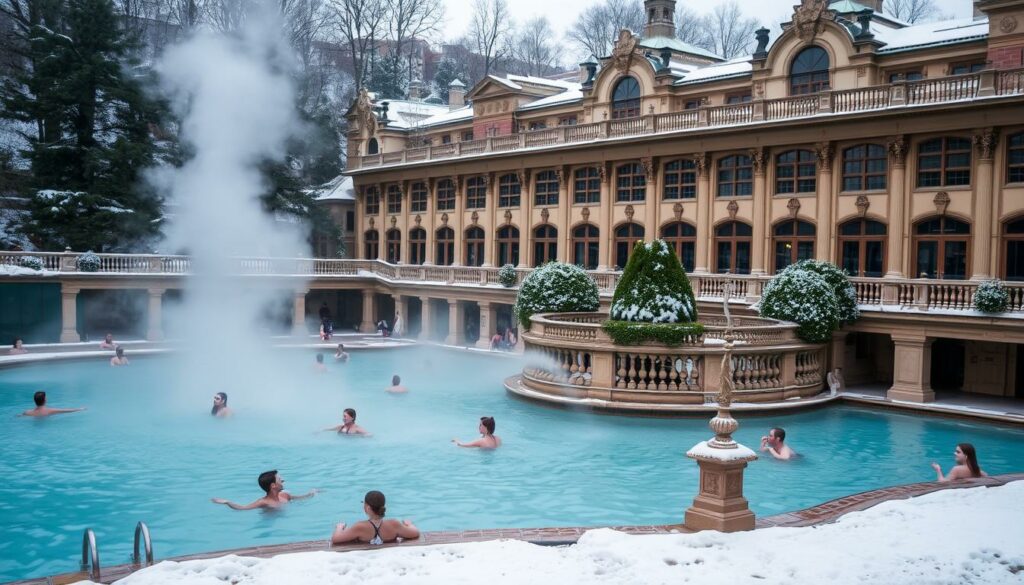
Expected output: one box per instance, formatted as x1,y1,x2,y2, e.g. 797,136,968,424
1,347,1022,581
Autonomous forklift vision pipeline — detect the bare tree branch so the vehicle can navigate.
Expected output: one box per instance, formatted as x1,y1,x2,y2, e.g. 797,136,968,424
884,0,943,24
507,15,558,76
567,0,643,61
701,1,758,59
467,0,510,78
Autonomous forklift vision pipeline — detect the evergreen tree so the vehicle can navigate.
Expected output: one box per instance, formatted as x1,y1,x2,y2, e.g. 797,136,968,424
367,52,406,100
433,57,469,103
1,0,163,251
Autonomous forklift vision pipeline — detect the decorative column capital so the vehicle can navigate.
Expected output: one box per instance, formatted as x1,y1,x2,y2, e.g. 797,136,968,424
451,175,461,189
692,153,709,178
641,156,656,181
973,128,998,161
887,135,907,167
554,167,564,183
517,169,530,186
598,163,609,184
814,142,834,172
749,148,766,176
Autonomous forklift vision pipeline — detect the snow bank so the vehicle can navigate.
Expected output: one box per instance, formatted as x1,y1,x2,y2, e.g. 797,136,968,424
75,482,1024,585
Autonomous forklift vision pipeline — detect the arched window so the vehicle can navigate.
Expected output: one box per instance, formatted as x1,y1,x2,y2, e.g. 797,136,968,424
465,226,485,267
914,217,970,279
498,173,521,207
436,227,454,266
466,176,487,209
717,155,753,197
616,162,646,202
839,219,887,277
573,167,600,204
534,170,559,206
386,228,401,263
1008,133,1024,183
436,178,455,211
410,182,428,212
715,221,752,274
534,225,558,266
614,223,645,269
611,77,641,119
1002,217,1024,281
772,219,816,272
364,186,380,215
917,137,971,187
366,138,379,155
663,159,697,200
790,46,830,95
573,224,600,270
364,229,379,260
842,144,888,191
409,228,426,265
775,150,816,194
661,222,697,272
496,225,520,266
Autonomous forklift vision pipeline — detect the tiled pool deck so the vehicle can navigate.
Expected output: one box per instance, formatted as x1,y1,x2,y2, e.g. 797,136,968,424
12,473,1022,585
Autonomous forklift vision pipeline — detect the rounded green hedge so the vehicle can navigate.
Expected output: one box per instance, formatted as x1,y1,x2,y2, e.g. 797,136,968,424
782,259,859,324
514,262,599,329
758,268,840,343
973,280,1009,313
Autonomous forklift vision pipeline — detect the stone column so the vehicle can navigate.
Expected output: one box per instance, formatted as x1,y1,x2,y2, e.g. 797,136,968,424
419,296,432,341
684,458,757,532
970,129,997,280
146,288,165,341
885,137,907,278
815,143,835,262
59,284,80,343
520,169,533,266
445,299,464,346
643,157,657,242
694,154,711,273
483,172,496,267
600,163,614,270
887,334,935,403
355,185,365,260
750,148,767,275
377,183,387,262
425,179,436,264
392,294,408,338
360,290,376,333
291,289,308,336
476,301,496,348
556,167,570,263
453,176,465,266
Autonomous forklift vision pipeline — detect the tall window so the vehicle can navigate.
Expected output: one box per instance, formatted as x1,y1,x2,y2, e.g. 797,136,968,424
465,226,485,267
365,187,380,215
775,150,816,194
386,184,402,214
409,228,426,265
611,76,641,119
366,138,379,155
498,173,521,207
386,229,401,263
496,225,520,266
410,182,428,212
790,46,830,95
534,225,558,266
614,223,645,269
436,179,455,211
364,229,379,259
717,155,753,197
715,221,752,274
842,144,888,191
1005,217,1024,281
917,137,971,187
466,176,487,209
573,224,600,270
1008,133,1024,183
661,222,696,272
616,162,646,202
772,219,816,272
574,167,600,204
839,219,886,277
663,159,697,200
914,217,970,279
436,227,454,266
534,170,559,206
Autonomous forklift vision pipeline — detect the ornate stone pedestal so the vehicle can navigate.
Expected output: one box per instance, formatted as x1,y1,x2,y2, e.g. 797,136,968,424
684,449,757,532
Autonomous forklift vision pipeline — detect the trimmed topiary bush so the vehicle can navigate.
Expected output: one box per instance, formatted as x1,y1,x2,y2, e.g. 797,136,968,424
514,262,599,329
77,251,101,272
782,260,859,324
973,280,1009,313
602,320,705,346
18,256,43,271
498,263,517,287
758,268,840,343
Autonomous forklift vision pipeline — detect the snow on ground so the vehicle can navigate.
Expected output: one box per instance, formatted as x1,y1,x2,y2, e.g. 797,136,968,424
75,482,1023,585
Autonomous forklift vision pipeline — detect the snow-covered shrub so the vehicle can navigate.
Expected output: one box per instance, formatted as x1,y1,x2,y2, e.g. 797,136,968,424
18,256,43,271
973,280,1009,313
498,263,517,287
76,251,101,272
758,269,840,343
514,262,599,329
782,260,859,324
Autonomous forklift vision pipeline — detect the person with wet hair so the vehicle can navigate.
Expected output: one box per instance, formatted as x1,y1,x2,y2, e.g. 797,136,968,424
931,443,987,482
110,346,129,366
211,470,318,510
99,333,116,350
760,427,796,460
453,416,501,449
21,391,85,417
9,337,28,355
386,375,408,393
323,408,370,436
211,392,232,417
313,353,326,372
334,343,350,362
330,490,419,545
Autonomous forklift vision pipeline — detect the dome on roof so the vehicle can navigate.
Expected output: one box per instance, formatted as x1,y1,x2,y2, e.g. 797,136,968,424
423,94,444,105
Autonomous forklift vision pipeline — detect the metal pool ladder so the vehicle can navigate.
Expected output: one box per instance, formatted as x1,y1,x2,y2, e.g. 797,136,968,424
132,521,154,566
80,528,100,580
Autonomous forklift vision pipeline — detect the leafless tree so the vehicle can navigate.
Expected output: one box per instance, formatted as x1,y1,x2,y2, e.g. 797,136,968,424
567,0,643,61
467,0,511,78
507,15,558,76
329,0,386,90
675,4,708,49
385,0,443,87
700,1,759,59
884,0,943,24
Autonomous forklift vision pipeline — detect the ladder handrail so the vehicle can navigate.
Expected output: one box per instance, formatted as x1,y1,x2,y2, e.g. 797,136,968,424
132,521,153,566
80,528,100,580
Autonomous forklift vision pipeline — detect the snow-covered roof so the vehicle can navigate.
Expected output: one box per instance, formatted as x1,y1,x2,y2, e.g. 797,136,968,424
381,99,451,129
311,175,355,202
518,86,584,111
415,105,474,128
874,17,988,54
674,56,753,86
638,36,724,61
505,74,580,91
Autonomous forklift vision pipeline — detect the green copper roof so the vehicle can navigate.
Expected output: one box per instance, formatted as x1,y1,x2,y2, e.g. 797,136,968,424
637,36,723,61
829,0,873,12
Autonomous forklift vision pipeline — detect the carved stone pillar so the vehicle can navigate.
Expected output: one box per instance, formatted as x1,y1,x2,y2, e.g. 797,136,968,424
885,136,907,278
643,157,657,241
360,290,376,333
59,284,80,343
146,288,165,341
454,176,465,266
291,288,308,336
476,301,496,348
520,169,533,266
750,148,767,275
599,163,613,270
684,458,757,532
887,334,935,403
484,172,496,267
446,299,464,346
815,142,834,262
693,154,711,274
971,129,997,280
556,167,569,264
425,179,436,265
419,296,433,341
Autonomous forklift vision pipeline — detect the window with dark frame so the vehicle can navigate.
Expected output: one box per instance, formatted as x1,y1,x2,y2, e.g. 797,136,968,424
913,217,970,279
364,229,379,259
466,176,487,209
574,167,601,204
1004,218,1024,281
436,179,455,211
496,225,520,266
1008,133,1024,183
717,155,753,197
365,187,380,215
714,221,753,274
465,226,485,267
950,61,985,75
614,223,645,269
842,144,888,191
410,182,428,212
611,77,641,119
661,222,697,272
917,137,972,187
663,159,697,200
534,170,559,206
386,229,401,263
790,46,830,95
442,135,452,144
386,184,402,214
839,219,887,277
683,98,704,110
534,225,558,266
726,93,752,104
461,131,474,141
616,162,646,202
573,224,600,270
558,116,578,126
498,173,521,207
772,219,816,272
408,228,426,265
775,150,817,194
887,70,923,82
435,227,455,266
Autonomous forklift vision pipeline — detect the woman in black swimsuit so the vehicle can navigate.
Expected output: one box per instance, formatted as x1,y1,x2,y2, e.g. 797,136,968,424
323,408,370,436
330,490,419,545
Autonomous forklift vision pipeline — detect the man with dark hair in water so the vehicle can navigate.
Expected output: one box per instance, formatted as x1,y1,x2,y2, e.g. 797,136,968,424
760,427,796,460
211,470,317,510
21,391,85,417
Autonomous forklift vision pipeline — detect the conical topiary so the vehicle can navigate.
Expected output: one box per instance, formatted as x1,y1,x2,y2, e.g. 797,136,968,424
610,239,698,323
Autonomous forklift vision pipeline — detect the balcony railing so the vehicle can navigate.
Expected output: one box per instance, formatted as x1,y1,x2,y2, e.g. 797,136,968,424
347,69,1024,171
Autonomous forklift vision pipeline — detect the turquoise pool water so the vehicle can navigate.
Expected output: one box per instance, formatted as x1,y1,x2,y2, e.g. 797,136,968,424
1,348,1022,581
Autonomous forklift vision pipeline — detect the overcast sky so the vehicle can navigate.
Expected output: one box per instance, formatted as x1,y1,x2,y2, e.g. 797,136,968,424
440,0,975,57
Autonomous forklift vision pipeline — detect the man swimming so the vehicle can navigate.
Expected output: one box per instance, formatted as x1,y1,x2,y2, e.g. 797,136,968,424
21,391,85,417
211,470,318,510
760,427,797,460
386,375,408,393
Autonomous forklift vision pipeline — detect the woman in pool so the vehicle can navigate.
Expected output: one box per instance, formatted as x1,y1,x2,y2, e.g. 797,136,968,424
110,346,129,366
453,416,501,449
330,490,419,545
931,443,987,482
211,392,232,417
323,408,370,436
9,337,28,355
334,344,350,362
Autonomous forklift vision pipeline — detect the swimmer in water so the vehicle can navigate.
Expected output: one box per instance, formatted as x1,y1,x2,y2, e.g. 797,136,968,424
385,375,408,393
452,416,501,449
330,490,419,545
314,353,326,372
211,470,318,510
323,408,371,436
99,333,116,350
931,443,987,482
21,391,85,417
760,427,796,460
334,344,350,362
110,346,129,366
9,337,28,355
211,392,232,417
